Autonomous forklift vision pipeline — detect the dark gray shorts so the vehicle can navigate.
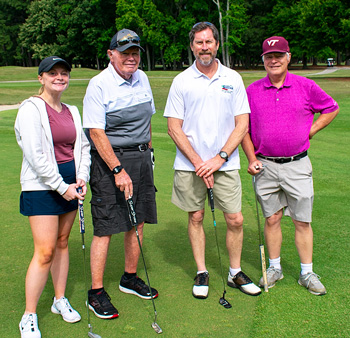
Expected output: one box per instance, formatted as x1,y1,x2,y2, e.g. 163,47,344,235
89,149,157,236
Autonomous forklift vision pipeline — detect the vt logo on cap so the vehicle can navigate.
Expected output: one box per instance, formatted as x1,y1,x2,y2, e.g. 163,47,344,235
261,36,290,56
267,39,279,46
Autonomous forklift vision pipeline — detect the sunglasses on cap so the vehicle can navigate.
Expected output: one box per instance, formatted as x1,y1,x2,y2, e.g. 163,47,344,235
192,22,213,28
117,35,141,47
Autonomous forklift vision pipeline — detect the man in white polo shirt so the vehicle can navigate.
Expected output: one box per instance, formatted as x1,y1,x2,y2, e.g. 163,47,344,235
83,29,158,319
164,22,261,299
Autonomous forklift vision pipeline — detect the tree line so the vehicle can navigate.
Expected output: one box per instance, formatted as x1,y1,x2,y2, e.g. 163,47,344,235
1,0,350,70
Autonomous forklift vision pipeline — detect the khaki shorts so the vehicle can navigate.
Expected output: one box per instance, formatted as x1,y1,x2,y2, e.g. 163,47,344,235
172,170,242,214
255,156,314,222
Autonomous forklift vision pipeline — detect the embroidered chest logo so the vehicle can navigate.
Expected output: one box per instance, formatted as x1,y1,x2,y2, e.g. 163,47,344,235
222,85,233,93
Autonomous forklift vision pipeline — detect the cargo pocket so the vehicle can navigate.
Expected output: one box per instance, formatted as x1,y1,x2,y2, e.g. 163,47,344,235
90,194,119,220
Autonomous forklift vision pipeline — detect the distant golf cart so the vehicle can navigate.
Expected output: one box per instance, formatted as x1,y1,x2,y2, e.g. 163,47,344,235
327,58,334,67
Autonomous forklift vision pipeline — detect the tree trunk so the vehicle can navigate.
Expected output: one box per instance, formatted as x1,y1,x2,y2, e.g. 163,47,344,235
160,49,166,70
96,55,100,70
146,44,151,71
213,0,226,66
188,46,193,66
225,0,230,67
302,54,308,69
337,50,341,65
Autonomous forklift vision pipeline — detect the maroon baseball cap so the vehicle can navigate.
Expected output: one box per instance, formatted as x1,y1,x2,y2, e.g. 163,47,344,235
261,36,290,56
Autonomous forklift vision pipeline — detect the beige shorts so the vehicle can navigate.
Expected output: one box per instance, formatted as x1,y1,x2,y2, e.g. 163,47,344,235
171,170,242,214
255,156,314,222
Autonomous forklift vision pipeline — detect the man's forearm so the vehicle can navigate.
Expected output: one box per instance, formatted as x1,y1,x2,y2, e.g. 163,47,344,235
90,128,120,170
241,133,257,163
221,114,249,156
309,109,339,139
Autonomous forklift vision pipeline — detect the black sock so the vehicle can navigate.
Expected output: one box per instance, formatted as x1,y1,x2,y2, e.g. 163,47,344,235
89,287,104,294
123,272,137,279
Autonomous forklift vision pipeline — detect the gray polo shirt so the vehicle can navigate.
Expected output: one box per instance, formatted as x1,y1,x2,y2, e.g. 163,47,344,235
83,63,156,149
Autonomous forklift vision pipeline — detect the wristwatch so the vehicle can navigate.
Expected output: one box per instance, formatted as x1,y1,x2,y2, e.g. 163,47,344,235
219,151,229,162
112,165,124,175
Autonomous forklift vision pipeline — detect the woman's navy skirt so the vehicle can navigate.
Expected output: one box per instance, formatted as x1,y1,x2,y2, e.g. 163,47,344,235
20,160,78,216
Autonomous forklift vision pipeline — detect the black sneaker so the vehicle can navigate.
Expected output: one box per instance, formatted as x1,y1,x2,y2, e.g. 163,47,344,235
119,275,159,299
88,288,119,319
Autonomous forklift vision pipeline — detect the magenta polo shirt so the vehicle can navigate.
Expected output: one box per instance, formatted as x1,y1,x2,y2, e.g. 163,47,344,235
246,72,338,157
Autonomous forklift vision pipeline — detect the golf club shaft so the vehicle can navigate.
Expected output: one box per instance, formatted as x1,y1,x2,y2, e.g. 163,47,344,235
126,198,162,333
252,178,268,292
208,188,227,294
77,188,102,337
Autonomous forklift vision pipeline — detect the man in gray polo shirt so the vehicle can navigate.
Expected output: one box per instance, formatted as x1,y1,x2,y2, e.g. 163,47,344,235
83,29,158,319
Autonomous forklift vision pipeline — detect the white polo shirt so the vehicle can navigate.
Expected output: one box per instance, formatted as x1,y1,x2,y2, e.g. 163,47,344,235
163,59,250,171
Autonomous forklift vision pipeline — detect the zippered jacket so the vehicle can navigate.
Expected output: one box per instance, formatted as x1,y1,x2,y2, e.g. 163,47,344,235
14,96,91,195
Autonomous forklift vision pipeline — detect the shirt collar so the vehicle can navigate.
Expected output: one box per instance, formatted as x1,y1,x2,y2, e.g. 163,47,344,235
264,71,291,88
108,62,140,86
192,58,226,80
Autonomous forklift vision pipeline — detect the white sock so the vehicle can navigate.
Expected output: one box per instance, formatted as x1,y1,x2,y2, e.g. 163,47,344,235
300,263,313,275
269,257,281,270
229,267,241,277
197,270,208,275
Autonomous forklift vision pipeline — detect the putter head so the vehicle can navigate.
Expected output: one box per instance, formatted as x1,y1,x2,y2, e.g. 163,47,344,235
219,297,232,309
152,322,163,334
88,332,102,338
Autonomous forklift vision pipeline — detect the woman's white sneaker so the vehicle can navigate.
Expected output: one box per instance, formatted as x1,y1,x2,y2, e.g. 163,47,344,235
51,297,81,323
19,313,41,338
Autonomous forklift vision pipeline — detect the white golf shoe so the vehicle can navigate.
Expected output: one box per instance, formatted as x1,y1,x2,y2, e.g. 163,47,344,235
192,272,209,299
19,313,41,338
51,296,81,323
227,271,261,296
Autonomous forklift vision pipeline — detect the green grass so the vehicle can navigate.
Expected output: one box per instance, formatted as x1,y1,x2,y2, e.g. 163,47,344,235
1,66,349,337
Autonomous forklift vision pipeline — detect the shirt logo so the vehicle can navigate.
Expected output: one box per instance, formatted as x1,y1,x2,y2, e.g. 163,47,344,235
222,85,233,93
267,39,279,46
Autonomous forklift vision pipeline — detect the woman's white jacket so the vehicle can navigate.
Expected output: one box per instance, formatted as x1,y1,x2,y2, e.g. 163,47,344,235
14,96,91,195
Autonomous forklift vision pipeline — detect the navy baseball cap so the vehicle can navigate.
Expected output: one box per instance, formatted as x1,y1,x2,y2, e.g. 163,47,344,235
261,36,290,56
109,29,145,52
38,56,71,74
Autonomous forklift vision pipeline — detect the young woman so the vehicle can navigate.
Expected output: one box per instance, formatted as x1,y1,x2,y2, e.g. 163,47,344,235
15,56,91,338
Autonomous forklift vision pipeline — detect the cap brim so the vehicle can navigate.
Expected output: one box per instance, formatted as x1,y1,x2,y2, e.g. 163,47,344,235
39,60,71,74
261,49,288,56
116,43,145,52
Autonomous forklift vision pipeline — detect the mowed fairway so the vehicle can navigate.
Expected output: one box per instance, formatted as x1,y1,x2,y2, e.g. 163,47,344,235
0,66,349,338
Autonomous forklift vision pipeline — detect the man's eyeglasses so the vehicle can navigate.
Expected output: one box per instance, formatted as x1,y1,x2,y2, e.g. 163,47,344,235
117,35,141,47
192,22,213,28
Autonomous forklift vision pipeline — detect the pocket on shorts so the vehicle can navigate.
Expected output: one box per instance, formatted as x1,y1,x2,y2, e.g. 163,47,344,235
90,194,119,220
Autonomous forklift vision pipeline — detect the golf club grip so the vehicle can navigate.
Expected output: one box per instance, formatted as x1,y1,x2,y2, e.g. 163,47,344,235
208,188,215,212
126,198,138,226
259,245,268,292
76,188,85,234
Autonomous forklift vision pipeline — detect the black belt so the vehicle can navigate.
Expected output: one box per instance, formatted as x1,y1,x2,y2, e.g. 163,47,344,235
114,144,149,152
258,151,307,164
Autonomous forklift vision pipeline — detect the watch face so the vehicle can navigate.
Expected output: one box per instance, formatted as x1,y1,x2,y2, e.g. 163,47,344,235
219,151,228,161
113,165,123,174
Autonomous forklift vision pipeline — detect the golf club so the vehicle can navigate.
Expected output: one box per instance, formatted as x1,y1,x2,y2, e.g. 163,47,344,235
77,188,102,338
252,170,268,292
126,197,163,334
207,188,232,309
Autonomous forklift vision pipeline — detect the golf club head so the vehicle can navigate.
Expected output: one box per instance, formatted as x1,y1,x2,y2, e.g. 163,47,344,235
219,297,232,309
88,331,102,338
152,322,163,334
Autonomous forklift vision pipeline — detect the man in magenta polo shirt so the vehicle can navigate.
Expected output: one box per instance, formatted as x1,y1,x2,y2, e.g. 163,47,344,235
242,36,339,295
